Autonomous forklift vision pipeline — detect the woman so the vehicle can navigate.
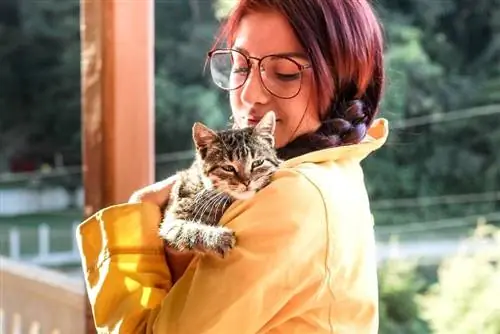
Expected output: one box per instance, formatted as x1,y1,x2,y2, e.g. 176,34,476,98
77,0,389,333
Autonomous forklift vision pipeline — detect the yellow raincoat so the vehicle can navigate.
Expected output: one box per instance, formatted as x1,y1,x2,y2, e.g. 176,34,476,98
76,119,389,334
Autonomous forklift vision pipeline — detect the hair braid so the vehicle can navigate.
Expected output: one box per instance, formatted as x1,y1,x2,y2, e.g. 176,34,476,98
318,99,369,144
215,0,384,161
276,97,374,160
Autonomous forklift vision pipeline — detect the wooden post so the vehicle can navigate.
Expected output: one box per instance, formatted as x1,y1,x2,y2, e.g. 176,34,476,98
8,227,20,259
80,0,155,332
38,223,50,257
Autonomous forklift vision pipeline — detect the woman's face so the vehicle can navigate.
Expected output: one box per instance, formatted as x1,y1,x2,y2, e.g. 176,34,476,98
229,11,321,148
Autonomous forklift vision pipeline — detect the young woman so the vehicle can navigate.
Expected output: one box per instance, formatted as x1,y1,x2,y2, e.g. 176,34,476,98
77,0,389,333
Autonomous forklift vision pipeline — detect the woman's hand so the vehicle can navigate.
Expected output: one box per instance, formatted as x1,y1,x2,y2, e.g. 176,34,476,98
129,174,194,283
128,174,178,207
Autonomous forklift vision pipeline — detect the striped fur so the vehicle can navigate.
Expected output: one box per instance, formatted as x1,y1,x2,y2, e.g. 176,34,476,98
159,112,280,257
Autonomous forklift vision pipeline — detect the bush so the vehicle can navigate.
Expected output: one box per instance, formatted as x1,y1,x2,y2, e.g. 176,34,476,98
419,223,500,334
378,258,431,334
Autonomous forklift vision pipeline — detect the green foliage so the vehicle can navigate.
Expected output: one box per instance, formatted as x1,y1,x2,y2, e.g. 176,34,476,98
154,0,229,154
0,0,81,163
378,259,430,334
1,0,500,329
365,1,500,225
155,67,229,153
419,224,500,334
378,224,500,333
0,0,499,227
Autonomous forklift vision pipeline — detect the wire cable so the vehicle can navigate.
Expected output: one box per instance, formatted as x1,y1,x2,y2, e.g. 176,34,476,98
376,211,500,235
391,104,500,129
372,191,500,209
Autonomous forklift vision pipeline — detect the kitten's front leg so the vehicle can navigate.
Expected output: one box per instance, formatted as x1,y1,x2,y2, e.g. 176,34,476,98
159,215,236,257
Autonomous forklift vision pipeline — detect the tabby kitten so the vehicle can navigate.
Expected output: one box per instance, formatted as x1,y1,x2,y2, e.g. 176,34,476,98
159,111,281,257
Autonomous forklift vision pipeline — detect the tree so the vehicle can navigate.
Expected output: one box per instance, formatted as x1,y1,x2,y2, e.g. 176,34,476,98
420,223,500,334
378,258,430,334
0,0,81,168
154,0,229,154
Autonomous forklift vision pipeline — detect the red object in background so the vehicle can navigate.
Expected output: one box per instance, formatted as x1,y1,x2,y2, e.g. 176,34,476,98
9,155,37,173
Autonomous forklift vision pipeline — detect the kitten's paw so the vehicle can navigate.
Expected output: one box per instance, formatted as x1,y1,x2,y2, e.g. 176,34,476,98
214,228,237,258
190,227,236,258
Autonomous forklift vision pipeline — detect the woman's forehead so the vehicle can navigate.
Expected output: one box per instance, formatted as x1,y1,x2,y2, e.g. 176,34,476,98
231,11,305,58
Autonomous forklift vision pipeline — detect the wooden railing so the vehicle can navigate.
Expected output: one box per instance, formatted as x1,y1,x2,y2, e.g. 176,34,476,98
3,222,81,267
0,256,86,334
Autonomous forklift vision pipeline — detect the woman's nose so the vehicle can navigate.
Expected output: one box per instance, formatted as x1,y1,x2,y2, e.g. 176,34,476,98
240,68,271,106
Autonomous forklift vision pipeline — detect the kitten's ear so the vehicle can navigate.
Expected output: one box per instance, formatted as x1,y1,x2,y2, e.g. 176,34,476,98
254,111,276,136
192,122,217,150
253,111,276,146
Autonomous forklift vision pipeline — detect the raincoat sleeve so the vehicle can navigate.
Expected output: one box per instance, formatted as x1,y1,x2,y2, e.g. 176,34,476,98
77,169,327,333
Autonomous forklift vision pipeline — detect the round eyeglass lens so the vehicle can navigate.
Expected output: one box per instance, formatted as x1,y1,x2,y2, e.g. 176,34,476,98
210,50,304,98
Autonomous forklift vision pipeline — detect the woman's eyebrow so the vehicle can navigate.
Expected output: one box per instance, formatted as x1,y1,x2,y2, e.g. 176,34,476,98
233,46,308,60
274,52,309,60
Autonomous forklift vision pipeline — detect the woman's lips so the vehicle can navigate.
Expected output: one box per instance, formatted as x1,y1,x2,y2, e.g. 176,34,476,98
247,118,280,126
247,118,261,126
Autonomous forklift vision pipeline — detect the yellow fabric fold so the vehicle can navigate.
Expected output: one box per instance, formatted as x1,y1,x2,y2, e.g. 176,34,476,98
76,118,389,333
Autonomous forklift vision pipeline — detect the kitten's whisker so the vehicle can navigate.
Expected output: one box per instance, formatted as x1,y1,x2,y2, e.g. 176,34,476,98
212,192,227,223
209,192,226,219
193,189,209,203
219,195,232,226
214,195,225,217
205,193,221,225
192,192,214,223
191,191,209,222
193,190,220,223
197,191,223,224
222,194,231,213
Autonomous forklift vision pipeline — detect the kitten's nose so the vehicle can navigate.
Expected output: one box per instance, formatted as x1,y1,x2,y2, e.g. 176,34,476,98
243,180,251,187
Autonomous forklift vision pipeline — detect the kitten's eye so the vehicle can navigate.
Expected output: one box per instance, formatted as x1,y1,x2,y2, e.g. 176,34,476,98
251,159,265,169
221,165,237,173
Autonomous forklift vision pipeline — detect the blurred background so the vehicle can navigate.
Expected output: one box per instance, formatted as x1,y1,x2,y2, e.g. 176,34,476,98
1,0,499,333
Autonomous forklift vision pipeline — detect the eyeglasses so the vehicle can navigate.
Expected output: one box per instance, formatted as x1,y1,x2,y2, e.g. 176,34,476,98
207,48,312,99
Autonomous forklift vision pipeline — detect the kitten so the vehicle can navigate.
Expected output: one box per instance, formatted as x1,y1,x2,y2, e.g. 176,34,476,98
159,111,281,257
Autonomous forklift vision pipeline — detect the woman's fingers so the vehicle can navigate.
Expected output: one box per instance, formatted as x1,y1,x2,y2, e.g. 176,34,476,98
164,246,195,283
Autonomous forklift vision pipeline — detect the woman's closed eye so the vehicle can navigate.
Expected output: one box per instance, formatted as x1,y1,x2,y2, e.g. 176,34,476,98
274,72,300,82
272,72,300,82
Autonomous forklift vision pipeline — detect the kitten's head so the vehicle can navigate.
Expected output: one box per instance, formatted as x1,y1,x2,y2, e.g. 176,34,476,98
192,111,281,200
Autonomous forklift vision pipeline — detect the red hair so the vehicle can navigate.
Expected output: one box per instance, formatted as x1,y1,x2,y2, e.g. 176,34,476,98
213,0,385,156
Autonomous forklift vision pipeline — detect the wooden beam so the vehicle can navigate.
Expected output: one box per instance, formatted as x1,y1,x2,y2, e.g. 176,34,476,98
80,0,155,332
